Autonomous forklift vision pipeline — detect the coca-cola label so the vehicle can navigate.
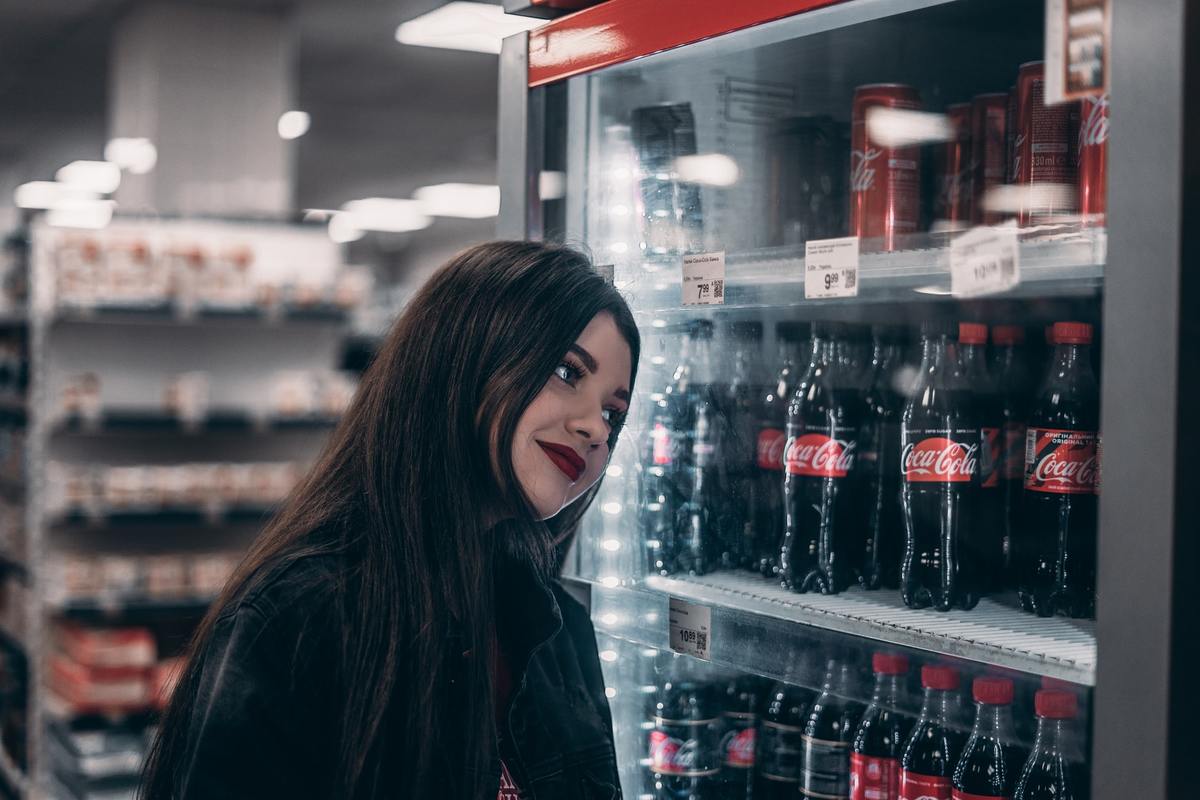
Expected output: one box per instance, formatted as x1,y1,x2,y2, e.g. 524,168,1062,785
649,729,720,777
1001,422,1026,480
901,431,978,483
757,427,787,471
802,735,851,799
980,426,1002,488
1024,428,1101,495
720,722,756,768
652,423,672,466
785,432,858,478
951,791,1009,800
899,770,952,800
850,753,900,800
758,720,804,782
1078,94,1110,150
851,146,883,193
498,761,521,800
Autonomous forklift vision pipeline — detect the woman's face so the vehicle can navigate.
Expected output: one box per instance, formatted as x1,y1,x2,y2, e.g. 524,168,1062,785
512,311,632,520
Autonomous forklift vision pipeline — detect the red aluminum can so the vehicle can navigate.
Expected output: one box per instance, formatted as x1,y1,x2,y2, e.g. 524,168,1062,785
970,92,1009,224
850,83,922,251
1005,87,1017,183
1013,61,1079,225
1077,93,1109,226
934,102,972,229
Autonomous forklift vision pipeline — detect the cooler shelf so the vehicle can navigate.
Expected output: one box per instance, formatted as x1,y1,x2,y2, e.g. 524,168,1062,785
592,571,1095,686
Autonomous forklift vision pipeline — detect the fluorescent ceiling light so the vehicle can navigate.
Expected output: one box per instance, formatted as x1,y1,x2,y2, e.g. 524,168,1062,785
414,183,500,218
866,107,955,148
675,154,740,187
327,212,365,243
395,2,543,55
278,110,311,140
14,181,99,210
340,198,431,233
539,171,566,200
56,160,121,194
46,199,115,230
105,138,157,174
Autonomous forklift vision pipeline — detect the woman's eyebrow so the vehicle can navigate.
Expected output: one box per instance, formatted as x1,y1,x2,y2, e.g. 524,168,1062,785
569,344,599,372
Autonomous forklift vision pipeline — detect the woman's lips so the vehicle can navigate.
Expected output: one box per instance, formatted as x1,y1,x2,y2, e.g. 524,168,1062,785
537,440,585,483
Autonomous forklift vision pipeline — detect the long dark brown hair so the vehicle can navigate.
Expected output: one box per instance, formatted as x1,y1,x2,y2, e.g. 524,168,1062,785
140,241,640,798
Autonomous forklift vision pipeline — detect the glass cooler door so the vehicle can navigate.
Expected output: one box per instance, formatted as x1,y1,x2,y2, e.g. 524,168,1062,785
500,1,1196,798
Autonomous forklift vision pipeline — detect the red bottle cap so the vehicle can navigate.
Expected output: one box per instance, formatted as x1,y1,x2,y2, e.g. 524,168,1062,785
1041,676,1077,691
872,652,910,675
992,325,1025,346
1053,321,1093,345
1035,689,1079,719
958,322,988,345
973,676,1014,705
921,664,960,691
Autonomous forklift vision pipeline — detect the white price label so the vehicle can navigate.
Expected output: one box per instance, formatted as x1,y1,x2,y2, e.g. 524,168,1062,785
681,251,726,306
950,224,1021,297
668,597,712,661
804,236,859,299
595,263,615,286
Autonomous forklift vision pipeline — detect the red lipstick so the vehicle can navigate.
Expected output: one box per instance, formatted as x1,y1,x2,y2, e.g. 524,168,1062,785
537,440,585,482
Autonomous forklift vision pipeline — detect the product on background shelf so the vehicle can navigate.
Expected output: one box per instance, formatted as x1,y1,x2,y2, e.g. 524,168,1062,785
958,323,1005,594
162,372,211,424
851,652,914,800
753,321,806,578
150,658,184,711
1013,691,1086,800
1077,93,1110,227
717,675,762,799
934,103,972,230
849,83,923,252
900,665,966,800
630,102,704,260
767,115,845,246
49,657,149,712
722,321,766,570
991,325,1032,588
672,320,723,576
953,677,1025,800
969,93,1010,225
901,321,981,612
639,336,681,578
1018,322,1100,619
780,322,863,595
858,325,906,591
756,677,818,799
1012,61,1080,226
59,373,102,421
802,656,865,800
649,660,721,798
54,624,155,669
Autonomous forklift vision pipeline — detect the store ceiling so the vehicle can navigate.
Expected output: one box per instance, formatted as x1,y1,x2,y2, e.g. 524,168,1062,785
0,0,502,211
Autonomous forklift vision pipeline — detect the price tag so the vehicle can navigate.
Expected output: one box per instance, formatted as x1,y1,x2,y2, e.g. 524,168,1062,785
681,251,725,306
668,597,712,661
950,224,1021,297
804,236,859,299
595,263,615,286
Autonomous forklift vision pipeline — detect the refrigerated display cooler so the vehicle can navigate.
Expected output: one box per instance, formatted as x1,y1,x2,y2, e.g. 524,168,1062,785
500,1,1196,799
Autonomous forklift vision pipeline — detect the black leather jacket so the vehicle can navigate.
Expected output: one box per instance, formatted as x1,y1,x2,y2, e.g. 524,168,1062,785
163,550,621,799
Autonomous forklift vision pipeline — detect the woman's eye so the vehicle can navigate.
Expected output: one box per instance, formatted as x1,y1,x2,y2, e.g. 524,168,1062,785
602,408,626,427
554,363,579,384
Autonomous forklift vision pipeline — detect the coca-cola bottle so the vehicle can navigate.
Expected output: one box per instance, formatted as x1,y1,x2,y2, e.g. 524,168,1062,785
674,321,727,576
641,333,686,576
899,665,966,800
754,321,807,577
851,652,914,800
1013,691,1086,800
802,657,865,800
718,675,762,800
756,678,818,800
780,322,863,594
724,322,767,570
959,323,1006,594
651,664,722,799
1018,321,1100,619
859,325,906,590
901,321,981,611
990,325,1032,587
952,677,1025,800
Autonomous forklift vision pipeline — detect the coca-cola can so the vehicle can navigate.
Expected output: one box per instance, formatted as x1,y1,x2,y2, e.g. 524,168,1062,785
767,115,845,246
850,83,922,251
1005,87,1017,183
934,103,972,230
1077,93,1110,226
1012,61,1079,226
970,92,1009,224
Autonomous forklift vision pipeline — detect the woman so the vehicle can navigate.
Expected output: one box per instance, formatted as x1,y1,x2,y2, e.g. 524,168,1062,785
140,241,640,799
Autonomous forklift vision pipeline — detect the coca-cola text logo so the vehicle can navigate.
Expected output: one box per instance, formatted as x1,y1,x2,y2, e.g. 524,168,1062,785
649,731,708,775
757,428,786,470
901,436,977,483
721,727,756,767
1079,94,1110,148
1012,132,1027,179
785,433,856,478
851,147,882,193
1026,428,1101,494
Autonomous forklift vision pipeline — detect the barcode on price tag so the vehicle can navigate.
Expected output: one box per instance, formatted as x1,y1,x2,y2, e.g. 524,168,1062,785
682,251,726,306
950,224,1021,297
668,597,712,661
804,236,859,299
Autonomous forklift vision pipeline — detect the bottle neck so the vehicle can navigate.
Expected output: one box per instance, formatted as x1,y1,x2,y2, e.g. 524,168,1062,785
807,336,835,371
871,674,906,708
1042,342,1097,395
919,334,966,388
690,336,714,383
919,687,959,726
731,340,760,383
1032,717,1073,757
971,702,1016,741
